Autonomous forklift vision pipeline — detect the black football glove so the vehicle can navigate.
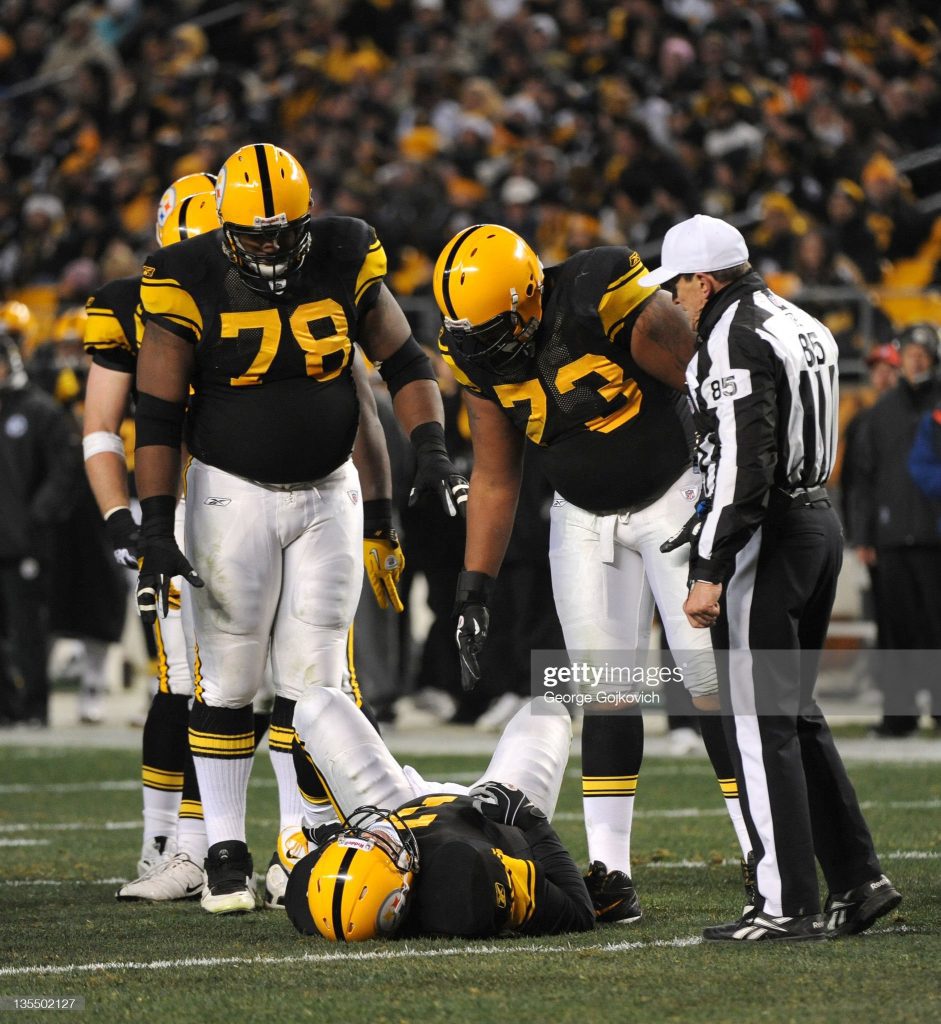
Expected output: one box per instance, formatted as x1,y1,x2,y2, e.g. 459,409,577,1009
409,422,468,518
470,780,547,830
660,496,712,554
136,496,203,624
454,569,495,692
104,507,140,569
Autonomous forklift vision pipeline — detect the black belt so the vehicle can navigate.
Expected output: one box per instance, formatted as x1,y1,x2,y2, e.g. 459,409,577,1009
767,485,830,513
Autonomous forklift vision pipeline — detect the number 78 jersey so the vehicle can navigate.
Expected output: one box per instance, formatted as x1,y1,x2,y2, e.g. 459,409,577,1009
139,217,386,485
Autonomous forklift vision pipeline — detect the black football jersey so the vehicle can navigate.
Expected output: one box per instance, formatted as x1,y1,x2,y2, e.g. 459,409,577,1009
84,275,142,375
139,219,386,484
393,793,593,937
440,247,691,513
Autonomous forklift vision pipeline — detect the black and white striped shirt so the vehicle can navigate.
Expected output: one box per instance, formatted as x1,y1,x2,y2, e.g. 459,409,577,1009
686,272,839,583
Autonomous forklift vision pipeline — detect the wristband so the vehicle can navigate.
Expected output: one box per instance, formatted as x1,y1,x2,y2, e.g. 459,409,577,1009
139,495,177,538
363,498,393,536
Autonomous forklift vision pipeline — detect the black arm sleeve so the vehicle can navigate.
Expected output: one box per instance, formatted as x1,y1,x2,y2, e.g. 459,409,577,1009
520,820,595,935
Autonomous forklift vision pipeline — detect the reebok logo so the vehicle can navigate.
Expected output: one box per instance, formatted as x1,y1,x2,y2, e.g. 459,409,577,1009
204,497,232,506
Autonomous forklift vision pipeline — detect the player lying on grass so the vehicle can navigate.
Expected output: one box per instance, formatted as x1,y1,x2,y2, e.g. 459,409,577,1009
284,687,595,940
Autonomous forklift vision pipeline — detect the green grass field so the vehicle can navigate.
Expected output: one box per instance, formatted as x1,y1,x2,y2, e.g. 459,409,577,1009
1,744,939,1024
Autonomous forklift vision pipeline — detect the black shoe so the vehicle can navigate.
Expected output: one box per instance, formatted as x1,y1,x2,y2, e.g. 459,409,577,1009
741,851,758,914
584,861,642,923
703,909,826,942
200,841,256,914
825,875,901,937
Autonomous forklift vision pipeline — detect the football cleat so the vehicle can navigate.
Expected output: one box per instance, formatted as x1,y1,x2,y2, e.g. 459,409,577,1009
584,861,642,924
825,874,902,938
137,835,175,876
703,909,826,942
116,852,204,902
200,841,257,914
264,826,309,910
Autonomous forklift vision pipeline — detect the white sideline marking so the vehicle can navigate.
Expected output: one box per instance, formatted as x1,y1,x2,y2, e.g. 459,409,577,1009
0,935,704,978
0,839,49,847
0,821,140,834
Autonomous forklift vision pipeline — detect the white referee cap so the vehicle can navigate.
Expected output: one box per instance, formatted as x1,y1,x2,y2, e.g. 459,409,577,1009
639,214,749,287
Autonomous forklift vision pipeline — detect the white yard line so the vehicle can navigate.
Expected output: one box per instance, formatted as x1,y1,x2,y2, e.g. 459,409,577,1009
0,935,704,977
0,928,920,979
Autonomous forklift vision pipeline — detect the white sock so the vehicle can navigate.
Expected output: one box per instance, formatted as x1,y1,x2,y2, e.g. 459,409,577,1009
142,792,180,844
176,810,208,863
192,756,253,848
269,747,304,832
584,796,635,876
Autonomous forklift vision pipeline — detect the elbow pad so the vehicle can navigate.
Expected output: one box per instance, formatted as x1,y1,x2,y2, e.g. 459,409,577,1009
135,392,186,449
377,335,435,398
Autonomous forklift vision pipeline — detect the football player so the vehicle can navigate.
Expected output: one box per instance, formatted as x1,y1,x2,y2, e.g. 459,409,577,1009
84,175,405,903
285,686,594,940
431,225,753,923
134,143,464,914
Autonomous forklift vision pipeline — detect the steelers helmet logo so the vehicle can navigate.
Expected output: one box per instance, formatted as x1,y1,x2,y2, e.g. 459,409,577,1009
214,167,226,211
157,186,176,230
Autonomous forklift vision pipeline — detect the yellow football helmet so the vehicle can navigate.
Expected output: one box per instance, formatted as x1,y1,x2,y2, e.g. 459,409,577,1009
433,224,543,375
155,172,217,243
52,305,88,345
0,300,37,352
285,807,418,942
215,143,312,294
156,190,220,247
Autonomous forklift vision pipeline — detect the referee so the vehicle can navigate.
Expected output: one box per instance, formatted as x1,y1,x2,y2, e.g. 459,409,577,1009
642,215,901,942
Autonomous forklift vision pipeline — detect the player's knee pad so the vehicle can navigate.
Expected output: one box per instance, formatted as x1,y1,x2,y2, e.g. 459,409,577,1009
195,678,258,709
293,685,345,743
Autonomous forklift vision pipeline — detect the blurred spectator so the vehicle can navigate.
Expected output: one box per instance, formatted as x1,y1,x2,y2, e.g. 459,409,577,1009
826,179,883,283
846,324,941,737
38,4,122,79
840,341,901,695
861,152,931,263
0,333,80,726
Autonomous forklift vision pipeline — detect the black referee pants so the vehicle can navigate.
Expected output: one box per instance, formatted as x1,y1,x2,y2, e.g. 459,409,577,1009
713,502,881,917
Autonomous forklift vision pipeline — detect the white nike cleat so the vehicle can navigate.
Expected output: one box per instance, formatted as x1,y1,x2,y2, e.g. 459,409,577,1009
116,852,204,902
137,835,176,876
264,825,309,910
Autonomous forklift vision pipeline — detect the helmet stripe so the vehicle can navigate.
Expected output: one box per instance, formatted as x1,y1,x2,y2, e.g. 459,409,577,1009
253,143,276,218
331,847,357,941
177,196,195,239
439,224,482,320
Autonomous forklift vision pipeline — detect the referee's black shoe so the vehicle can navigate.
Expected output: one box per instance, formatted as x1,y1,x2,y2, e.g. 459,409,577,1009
824,875,902,938
584,861,642,923
703,909,826,942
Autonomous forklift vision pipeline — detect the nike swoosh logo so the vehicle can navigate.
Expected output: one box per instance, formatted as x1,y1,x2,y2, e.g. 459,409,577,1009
597,900,625,916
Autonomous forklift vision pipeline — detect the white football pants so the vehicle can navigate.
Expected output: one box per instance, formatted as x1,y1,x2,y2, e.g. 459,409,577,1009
183,458,363,707
293,687,573,821
548,466,717,697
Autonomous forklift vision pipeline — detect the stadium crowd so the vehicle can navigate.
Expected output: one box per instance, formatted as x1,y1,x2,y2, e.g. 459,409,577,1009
1,0,941,732
1,0,940,346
